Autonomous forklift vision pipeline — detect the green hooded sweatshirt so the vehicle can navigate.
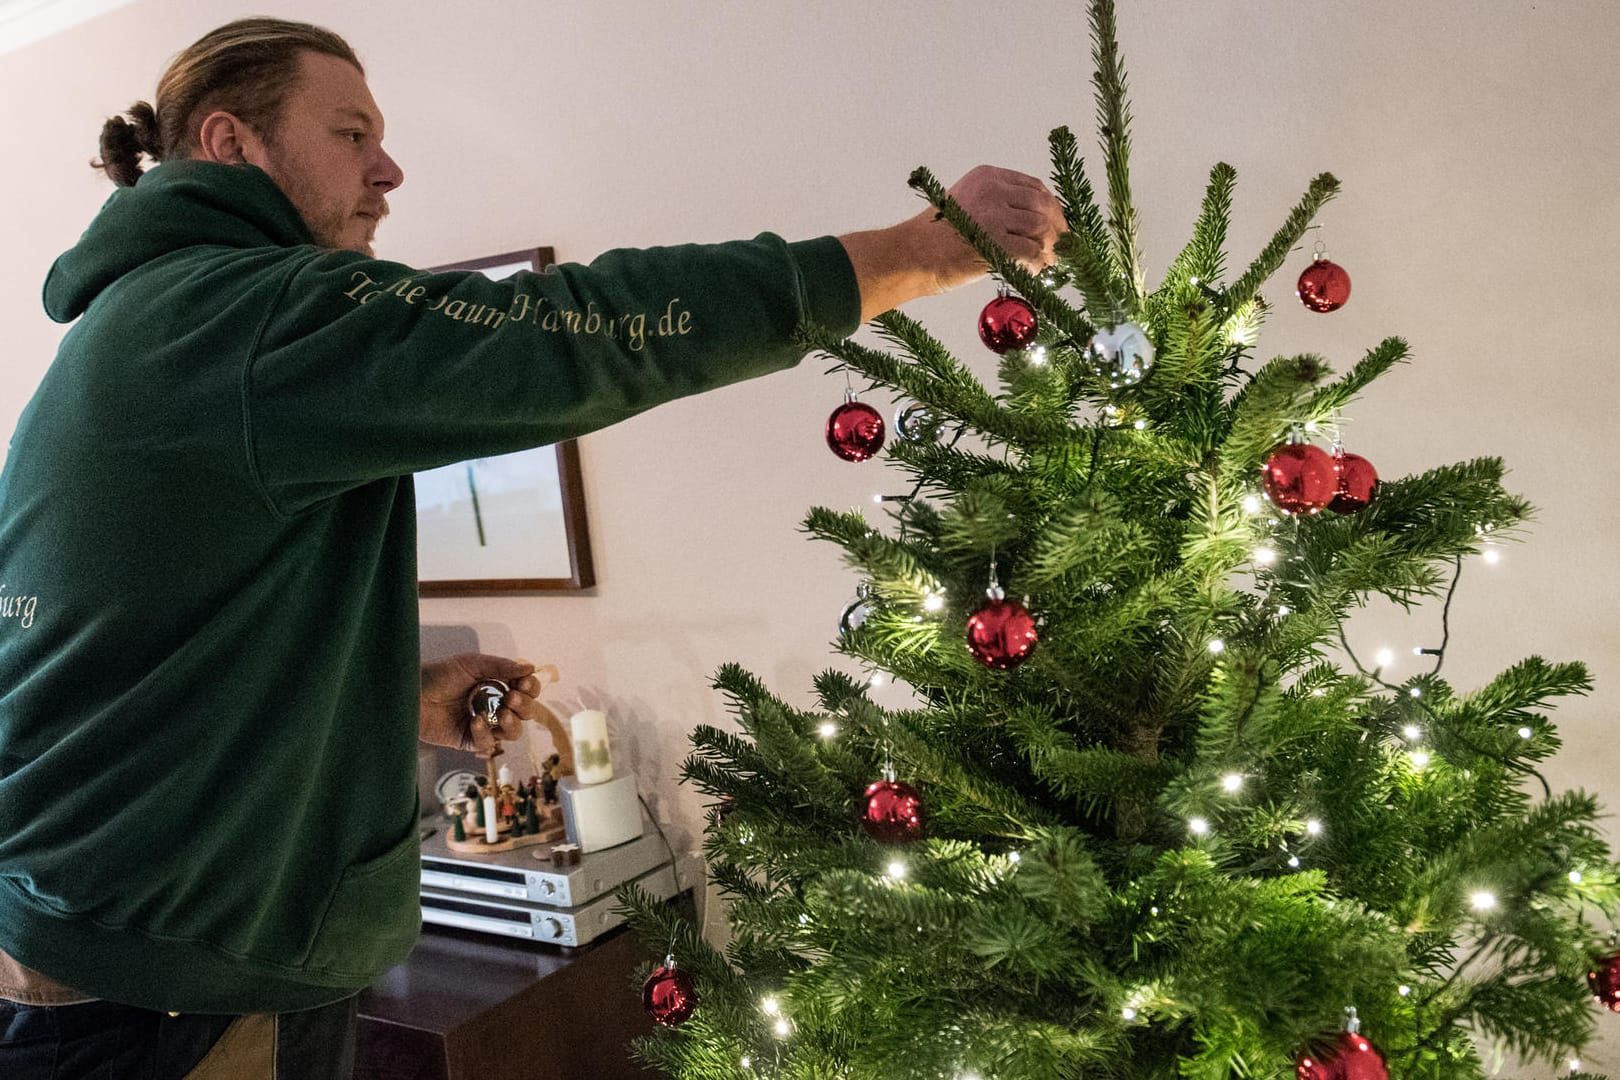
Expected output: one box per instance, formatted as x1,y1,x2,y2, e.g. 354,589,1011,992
0,160,858,1013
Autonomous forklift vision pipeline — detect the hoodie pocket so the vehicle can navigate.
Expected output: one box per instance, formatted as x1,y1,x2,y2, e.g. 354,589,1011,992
302,827,421,978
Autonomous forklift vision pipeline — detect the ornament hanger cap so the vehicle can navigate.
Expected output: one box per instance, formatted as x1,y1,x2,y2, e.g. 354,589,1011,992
1342,1006,1361,1033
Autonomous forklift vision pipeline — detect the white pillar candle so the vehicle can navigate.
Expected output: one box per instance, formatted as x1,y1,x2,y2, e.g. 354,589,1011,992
483,796,499,843
569,709,613,785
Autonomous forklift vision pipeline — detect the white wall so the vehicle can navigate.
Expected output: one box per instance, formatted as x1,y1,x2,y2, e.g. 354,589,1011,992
4,1,1619,1067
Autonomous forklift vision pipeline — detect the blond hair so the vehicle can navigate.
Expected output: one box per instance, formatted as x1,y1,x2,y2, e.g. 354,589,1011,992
92,17,362,187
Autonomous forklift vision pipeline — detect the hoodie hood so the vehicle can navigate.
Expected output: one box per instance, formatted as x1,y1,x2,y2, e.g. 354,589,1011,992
43,160,315,323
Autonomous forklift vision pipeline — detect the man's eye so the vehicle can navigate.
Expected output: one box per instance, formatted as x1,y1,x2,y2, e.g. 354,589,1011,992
343,131,364,143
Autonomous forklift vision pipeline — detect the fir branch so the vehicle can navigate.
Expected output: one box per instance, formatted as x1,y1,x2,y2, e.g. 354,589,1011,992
1163,162,1237,292
1008,704,1168,819
1089,0,1146,303
1019,489,1155,591
1453,657,1593,724
1219,354,1333,473
1055,225,1127,328
798,318,1074,450
887,437,1024,497
1049,124,1127,323
935,477,1029,557
1305,336,1411,417
803,505,941,591
1049,126,1113,268
1226,173,1341,313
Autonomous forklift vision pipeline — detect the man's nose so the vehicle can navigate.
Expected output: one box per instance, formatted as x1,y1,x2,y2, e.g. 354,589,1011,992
372,147,404,192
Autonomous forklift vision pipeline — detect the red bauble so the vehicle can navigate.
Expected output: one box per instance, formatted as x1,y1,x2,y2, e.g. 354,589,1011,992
1329,451,1379,514
1296,1031,1389,1080
966,598,1039,670
643,963,698,1026
978,294,1039,354
1297,258,1352,313
861,778,925,843
1588,950,1620,1012
1261,443,1338,515
826,400,885,462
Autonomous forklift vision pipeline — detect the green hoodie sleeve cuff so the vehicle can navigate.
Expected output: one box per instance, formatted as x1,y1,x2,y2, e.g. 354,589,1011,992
788,236,861,338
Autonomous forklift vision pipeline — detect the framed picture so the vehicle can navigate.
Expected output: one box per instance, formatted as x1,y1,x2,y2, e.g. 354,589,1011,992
414,247,597,595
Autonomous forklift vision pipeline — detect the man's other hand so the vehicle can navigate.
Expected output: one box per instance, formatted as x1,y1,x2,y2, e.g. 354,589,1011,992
419,653,545,753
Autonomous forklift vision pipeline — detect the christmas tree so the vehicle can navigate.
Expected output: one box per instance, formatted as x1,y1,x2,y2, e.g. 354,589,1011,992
621,2,1620,1077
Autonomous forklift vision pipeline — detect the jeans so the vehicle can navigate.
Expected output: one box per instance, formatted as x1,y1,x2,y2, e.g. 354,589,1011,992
0,993,359,1079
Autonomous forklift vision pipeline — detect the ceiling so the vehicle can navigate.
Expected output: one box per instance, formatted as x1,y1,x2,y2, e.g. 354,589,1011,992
0,0,138,57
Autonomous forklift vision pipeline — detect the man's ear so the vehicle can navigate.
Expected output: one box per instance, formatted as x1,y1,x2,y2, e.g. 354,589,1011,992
196,110,267,167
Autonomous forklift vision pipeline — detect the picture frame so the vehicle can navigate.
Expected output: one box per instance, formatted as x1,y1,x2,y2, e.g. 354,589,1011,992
414,247,597,595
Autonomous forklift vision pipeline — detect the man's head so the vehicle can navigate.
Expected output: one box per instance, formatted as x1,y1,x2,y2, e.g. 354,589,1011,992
94,18,404,256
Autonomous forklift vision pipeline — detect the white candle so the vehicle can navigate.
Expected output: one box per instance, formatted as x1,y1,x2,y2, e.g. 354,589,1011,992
569,709,613,785
497,764,512,787
483,796,499,843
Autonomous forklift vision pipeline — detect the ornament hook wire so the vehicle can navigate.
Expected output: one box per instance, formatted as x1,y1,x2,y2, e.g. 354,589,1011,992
987,546,1005,601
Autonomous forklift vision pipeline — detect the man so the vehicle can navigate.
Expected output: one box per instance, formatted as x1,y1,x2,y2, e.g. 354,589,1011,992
0,16,1063,1078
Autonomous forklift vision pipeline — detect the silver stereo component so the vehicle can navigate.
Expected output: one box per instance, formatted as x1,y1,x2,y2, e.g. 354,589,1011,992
420,856,698,947
419,825,667,908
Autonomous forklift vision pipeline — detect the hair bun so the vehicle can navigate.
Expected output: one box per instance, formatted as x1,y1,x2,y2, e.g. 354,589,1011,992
125,100,161,156
93,101,160,187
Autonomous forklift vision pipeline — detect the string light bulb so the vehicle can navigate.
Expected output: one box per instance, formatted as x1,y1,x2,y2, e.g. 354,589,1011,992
818,722,838,738
1410,750,1431,768
1305,819,1323,836
1470,891,1497,911
1189,817,1210,835
1208,639,1226,655
1242,495,1263,515
1222,773,1243,793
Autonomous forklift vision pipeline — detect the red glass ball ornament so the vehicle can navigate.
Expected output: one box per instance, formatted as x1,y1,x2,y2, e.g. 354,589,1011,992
642,963,698,1026
966,598,1039,670
1297,258,1352,313
826,400,885,462
1261,443,1338,515
861,778,925,843
1296,1031,1389,1080
1588,950,1620,1012
978,294,1039,354
1329,451,1379,514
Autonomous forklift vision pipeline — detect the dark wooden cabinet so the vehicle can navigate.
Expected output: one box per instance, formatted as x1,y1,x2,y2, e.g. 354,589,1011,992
355,922,664,1080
